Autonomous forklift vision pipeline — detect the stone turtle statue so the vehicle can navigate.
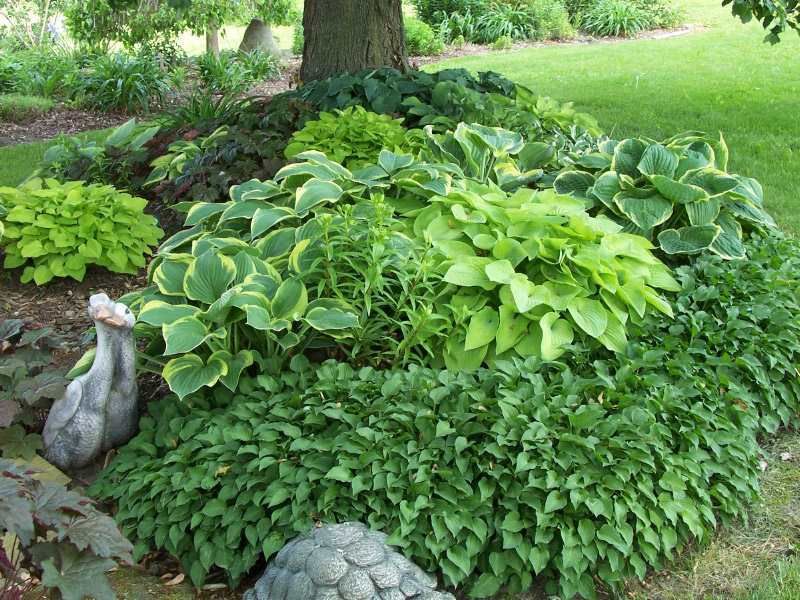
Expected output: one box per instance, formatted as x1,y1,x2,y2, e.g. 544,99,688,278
43,293,138,471
245,522,456,600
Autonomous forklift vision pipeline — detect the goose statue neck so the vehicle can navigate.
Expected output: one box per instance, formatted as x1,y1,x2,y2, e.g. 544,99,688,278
43,293,139,471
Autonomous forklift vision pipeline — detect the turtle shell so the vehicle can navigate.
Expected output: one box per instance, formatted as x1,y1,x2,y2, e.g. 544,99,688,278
245,522,455,600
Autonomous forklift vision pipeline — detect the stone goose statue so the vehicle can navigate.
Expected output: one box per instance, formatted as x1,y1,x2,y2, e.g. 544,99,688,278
43,293,138,471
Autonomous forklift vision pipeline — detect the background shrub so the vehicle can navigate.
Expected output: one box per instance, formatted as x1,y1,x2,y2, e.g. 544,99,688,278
292,19,304,55
580,0,650,36
92,233,800,596
196,49,280,96
69,52,171,112
405,17,446,55
0,94,54,123
0,178,163,284
411,0,490,24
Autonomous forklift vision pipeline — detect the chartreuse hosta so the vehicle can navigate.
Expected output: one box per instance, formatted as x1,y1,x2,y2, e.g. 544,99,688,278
553,131,777,259
150,141,678,384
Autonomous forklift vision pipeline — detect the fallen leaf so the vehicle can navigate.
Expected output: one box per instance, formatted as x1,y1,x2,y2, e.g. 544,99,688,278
164,573,185,586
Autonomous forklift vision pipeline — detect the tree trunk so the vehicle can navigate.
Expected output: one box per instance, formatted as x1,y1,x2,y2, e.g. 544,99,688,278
206,27,220,56
239,18,282,56
300,0,409,83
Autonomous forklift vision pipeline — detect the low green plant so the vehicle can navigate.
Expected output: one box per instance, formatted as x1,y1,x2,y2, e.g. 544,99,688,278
0,178,163,284
552,132,777,258
0,459,133,600
437,10,481,43
36,118,161,191
0,94,54,123
633,0,683,28
284,106,410,169
0,320,67,460
91,233,800,596
524,0,576,39
477,3,537,41
69,52,171,112
143,94,317,204
412,0,491,24
0,53,23,93
405,17,447,55
492,34,514,49
196,50,267,96
580,0,650,36
239,48,281,81
121,164,449,398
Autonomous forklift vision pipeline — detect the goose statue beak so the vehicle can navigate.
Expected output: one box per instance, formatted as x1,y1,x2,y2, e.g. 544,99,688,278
88,293,136,329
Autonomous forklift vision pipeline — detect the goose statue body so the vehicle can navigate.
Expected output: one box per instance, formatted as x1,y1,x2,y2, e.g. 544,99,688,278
43,293,138,471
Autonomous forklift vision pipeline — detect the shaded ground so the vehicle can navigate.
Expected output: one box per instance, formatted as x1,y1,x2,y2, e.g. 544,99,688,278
0,107,129,146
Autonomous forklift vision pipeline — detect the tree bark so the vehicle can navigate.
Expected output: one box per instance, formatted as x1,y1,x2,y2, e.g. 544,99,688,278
300,0,409,83
239,18,282,56
206,27,220,56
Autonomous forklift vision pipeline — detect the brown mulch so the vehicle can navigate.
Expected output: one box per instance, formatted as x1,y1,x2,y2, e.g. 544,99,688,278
0,266,147,364
0,107,131,146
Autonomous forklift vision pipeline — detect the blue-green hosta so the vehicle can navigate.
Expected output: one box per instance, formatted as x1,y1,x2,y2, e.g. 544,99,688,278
174,144,677,371
0,178,163,284
553,132,777,259
121,234,372,400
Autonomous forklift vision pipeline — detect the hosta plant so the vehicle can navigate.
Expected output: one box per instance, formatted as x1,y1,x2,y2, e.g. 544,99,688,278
92,233,800,597
176,145,677,368
0,321,67,460
552,132,777,258
124,180,445,397
36,118,161,192
0,460,133,600
284,106,410,170
0,178,163,284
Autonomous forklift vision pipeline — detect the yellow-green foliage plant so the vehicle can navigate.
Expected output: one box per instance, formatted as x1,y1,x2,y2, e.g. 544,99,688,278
0,178,163,284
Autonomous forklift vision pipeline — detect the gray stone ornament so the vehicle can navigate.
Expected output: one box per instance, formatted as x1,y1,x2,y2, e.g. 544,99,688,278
43,293,138,471
245,522,456,600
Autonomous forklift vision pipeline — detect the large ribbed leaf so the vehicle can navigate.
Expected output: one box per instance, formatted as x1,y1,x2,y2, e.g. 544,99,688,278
183,252,236,305
637,144,678,178
553,171,596,198
649,175,708,205
658,225,720,254
685,197,721,225
568,298,609,338
611,138,648,177
614,191,673,231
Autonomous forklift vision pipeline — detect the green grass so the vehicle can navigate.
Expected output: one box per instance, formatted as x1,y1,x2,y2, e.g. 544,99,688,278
0,94,55,123
625,432,800,600
0,129,109,187
432,0,800,234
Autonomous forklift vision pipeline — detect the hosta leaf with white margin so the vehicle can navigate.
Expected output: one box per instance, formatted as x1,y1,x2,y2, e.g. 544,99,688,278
162,316,225,355
553,170,596,198
552,132,778,258
183,251,236,304
162,352,229,400
658,225,721,255
613,190,673,232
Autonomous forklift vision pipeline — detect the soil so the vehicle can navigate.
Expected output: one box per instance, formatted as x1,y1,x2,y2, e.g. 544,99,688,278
0,107,131,146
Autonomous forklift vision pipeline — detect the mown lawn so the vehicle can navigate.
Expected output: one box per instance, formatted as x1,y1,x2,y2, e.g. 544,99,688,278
433,0,800,235
0,129,109,187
